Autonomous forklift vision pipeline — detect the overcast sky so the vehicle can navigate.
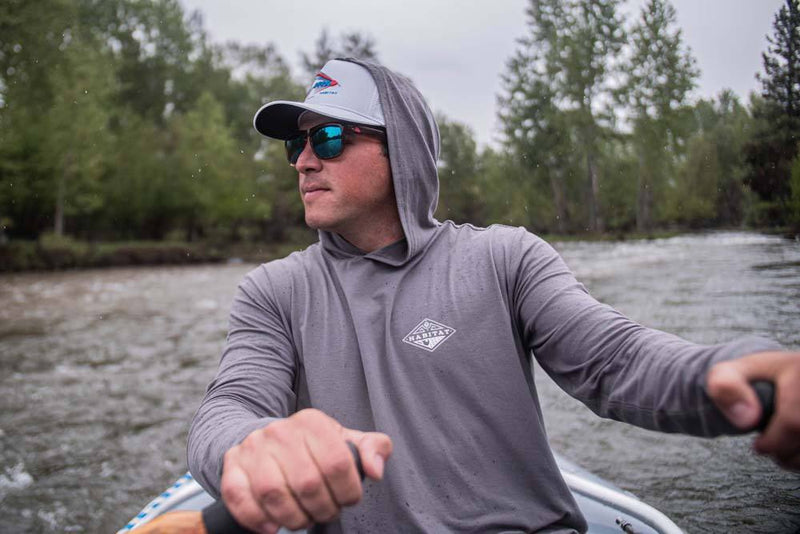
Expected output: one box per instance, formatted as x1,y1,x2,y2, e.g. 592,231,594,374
179,0,784,147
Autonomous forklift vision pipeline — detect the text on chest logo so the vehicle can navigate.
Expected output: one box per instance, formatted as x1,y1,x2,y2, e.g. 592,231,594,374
402,318,457,352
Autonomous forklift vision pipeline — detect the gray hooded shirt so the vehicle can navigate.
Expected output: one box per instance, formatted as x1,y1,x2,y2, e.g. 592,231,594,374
187,59,780,533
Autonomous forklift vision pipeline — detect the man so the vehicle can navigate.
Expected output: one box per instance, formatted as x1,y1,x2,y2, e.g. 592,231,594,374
188,58,800,533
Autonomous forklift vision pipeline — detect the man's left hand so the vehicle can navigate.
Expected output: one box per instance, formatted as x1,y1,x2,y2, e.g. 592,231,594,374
707,351,800,471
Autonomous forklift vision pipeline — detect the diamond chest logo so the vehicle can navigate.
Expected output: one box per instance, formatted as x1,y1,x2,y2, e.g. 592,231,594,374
403,318,456,352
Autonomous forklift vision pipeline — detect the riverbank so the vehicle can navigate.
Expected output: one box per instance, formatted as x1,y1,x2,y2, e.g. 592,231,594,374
1,227,795,272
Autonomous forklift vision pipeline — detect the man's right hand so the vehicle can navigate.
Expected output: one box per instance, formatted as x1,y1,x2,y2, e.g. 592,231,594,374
219,408,393,534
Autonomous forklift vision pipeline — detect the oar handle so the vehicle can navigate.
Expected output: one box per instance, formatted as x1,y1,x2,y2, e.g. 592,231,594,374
752,380,775,432
203,442,365,534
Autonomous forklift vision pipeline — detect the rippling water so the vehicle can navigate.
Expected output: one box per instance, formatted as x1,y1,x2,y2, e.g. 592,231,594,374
0,232,798,533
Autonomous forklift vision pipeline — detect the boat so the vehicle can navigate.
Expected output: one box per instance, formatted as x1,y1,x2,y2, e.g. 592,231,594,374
118,453,684,534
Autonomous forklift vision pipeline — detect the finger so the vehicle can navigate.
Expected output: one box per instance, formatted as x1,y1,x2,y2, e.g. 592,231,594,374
304,432,362,510
343,429,393,480
706,361,762,429
249,447,312,531
753,372,800,459
220,459,278,534
274,438,340,525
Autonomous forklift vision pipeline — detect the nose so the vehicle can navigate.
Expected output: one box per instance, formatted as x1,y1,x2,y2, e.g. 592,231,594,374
294,137,322,173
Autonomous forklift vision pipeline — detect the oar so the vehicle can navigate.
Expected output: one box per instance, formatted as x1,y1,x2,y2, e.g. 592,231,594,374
134,442,365,534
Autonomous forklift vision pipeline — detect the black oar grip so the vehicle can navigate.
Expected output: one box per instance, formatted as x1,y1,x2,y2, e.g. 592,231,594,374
202,441,365,534
347,441,366,481
202,499,254,534
752,380,775,432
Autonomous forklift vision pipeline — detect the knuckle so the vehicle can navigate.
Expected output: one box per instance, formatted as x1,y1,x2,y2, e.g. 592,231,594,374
220,478,247,508
253,480,286,507
263,420,292,444
324,453,353,480
294,474,324,499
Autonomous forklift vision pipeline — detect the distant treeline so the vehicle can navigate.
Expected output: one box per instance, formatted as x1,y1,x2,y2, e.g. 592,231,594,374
1,0,799,252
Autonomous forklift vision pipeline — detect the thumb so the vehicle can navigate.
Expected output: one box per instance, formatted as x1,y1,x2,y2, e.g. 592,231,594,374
707,362,761,430
342,428,393,481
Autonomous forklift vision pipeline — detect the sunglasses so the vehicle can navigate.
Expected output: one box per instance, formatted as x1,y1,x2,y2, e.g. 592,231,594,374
285,123,386,165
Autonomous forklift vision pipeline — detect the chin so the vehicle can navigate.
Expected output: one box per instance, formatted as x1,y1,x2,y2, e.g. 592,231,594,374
305,215,334,232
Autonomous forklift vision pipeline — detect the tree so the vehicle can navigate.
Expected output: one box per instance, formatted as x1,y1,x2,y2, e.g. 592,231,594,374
435,114,486,224
498,0,577,234
91,0,200,124
42,40,116,237
560,0,627,232
624,0,698,233
744,0,800,225
0,0,78,238
704,91,750,225
499,0,628,234
300,29,379,77
790,151,800,229
170,91,252,241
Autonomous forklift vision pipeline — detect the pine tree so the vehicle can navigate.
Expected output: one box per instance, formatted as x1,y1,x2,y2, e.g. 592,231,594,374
744,0,800,224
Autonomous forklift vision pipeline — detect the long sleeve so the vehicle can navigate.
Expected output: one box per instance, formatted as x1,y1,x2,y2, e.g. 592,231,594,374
187,267,298,497
509,230,782,436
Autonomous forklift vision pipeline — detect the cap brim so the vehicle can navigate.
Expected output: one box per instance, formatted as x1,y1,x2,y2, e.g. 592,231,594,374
253,101,384,140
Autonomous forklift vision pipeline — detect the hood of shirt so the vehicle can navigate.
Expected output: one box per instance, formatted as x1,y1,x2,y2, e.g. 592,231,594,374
318,58,441,267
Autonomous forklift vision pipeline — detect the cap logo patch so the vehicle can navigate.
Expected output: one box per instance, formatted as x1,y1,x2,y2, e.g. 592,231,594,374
307,72,339,98
403,318,456,353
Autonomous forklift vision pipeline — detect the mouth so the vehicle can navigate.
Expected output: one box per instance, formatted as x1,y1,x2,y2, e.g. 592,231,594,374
302,184,330,200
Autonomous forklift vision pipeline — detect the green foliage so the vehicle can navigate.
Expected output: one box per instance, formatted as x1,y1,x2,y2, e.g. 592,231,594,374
43,38,117,235
624,0,698,233
662,91,751,227
498,0,577,233
0,0,792,260
744,0,800,225
499,0,702,235
597,140,638,232
666,136,718,225
435,114,486,225
560,0,627,232
789,151,800,228
0,0,306,246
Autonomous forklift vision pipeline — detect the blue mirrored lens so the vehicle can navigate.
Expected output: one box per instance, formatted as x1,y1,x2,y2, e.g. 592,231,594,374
285,124,346,164
311,125,344,159
286,135,306,164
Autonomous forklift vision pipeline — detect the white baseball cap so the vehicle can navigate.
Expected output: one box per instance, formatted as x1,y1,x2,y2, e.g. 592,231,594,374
253,59,385,140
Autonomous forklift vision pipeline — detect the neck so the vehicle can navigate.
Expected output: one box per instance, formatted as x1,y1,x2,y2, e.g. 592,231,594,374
339,217,404,253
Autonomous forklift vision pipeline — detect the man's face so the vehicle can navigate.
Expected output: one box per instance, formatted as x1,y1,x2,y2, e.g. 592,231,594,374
293,114,398,246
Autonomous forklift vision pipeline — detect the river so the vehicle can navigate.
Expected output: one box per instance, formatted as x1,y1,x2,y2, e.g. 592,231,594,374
0,232,798,533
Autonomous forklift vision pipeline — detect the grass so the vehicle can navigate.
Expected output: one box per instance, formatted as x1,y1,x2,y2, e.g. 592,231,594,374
0,237,226,272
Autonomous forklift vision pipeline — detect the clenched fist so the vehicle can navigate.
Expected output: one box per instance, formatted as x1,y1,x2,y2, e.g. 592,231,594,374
219,409,393,534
